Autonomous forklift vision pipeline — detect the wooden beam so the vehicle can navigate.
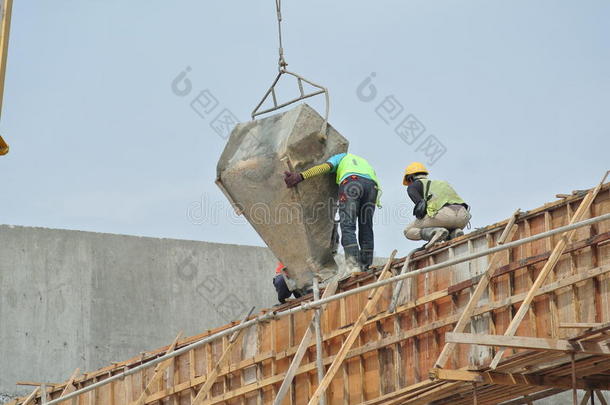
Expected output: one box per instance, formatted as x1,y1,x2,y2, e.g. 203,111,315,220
490,172,609,369
435,210,520,368
445,332,610,356
15,382,62,387
560,323,603,329
307,251,397,405
448,231,610,294
429,368,610,390
193,307,255,405
130,331,183,405
272,278,339,405
496,389,565,405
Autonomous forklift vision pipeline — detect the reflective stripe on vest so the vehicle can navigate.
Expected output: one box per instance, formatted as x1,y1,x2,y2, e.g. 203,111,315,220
335,154,379,186
419,179,465,218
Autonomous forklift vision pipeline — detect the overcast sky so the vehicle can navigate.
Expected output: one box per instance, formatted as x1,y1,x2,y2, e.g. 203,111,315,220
1,1,608,258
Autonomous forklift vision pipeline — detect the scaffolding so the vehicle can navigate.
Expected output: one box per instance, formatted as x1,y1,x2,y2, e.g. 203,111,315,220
8,176,610,405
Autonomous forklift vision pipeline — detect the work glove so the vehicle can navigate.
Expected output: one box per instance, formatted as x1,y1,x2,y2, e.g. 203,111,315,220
283,171,304,188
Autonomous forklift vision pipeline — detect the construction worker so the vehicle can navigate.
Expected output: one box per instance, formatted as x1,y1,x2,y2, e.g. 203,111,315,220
283,153,380,272
402,162,470,247
273,262,302,304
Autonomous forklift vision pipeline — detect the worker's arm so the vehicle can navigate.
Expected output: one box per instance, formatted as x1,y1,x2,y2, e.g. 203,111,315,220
301,162,332,179
407,180,424,204
284,163,332,187
283,153,345,188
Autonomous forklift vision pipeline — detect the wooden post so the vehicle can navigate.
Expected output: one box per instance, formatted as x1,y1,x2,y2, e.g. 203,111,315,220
312,276,326,405
489,172,608,369
472,383,478,405
191,307,255,405
434,210,520,368
130,332,183,405
307,251,397,405
273,278,339,405
388,246,422,313
571,353,577,405
40,383,47,405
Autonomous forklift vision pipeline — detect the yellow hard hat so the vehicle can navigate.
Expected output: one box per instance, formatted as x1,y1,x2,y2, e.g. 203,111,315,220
403,162,428,185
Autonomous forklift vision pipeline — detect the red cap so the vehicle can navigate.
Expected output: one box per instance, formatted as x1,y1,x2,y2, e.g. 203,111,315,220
275,262,285,274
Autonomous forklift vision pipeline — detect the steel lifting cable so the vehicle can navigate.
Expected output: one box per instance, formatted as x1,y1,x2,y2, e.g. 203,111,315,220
275,0,287,70
251,0,329,136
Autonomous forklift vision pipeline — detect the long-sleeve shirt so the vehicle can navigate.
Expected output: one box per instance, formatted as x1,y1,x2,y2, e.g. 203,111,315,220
407,179,425,204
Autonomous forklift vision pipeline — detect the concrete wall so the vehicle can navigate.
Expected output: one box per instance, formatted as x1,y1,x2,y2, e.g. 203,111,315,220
0,225,278,399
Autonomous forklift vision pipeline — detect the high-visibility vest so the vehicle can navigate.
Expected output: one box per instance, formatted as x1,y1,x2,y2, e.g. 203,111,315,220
335,154,379,186
419,179,466,218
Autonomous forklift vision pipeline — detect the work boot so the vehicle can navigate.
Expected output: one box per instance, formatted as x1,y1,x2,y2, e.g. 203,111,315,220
345,255,362,274
448,228,464,240
343,245,362,274
420,227,449,248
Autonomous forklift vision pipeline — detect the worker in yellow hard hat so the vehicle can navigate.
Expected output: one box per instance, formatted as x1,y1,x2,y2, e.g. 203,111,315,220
402,162,471,247
0,135,8,155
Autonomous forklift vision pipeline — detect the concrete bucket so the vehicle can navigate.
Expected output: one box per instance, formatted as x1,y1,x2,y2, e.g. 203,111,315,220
216,103,348,288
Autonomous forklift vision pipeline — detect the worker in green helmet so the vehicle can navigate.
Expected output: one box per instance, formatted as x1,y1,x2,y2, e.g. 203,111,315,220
402,162,471,248
284,153,381,273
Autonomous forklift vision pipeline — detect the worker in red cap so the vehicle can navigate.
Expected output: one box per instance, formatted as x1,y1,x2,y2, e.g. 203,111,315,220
273,262,302,304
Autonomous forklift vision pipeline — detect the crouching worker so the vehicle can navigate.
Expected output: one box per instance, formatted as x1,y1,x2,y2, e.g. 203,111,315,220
283,153,381,272
402,162,470,247
273,262,302,305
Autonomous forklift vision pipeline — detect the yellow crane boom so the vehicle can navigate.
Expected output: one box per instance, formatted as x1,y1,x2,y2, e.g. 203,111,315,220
0,0,13,155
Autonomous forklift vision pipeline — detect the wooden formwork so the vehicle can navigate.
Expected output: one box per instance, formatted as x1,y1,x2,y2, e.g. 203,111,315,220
9,181,610,405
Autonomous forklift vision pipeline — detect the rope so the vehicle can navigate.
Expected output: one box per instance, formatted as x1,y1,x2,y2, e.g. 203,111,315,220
275,0,287,70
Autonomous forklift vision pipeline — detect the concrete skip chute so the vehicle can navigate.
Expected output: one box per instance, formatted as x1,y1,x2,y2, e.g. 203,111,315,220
216,1,346,289
216,104,347,289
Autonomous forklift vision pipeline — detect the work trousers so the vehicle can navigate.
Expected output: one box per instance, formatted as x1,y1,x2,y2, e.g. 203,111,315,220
273,274,302,304
338,176,378,269
404,205,470,241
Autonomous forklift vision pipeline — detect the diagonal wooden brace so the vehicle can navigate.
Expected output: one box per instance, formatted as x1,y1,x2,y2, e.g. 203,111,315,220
489,171,609,369
131,331,183,405
192,307,255,405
